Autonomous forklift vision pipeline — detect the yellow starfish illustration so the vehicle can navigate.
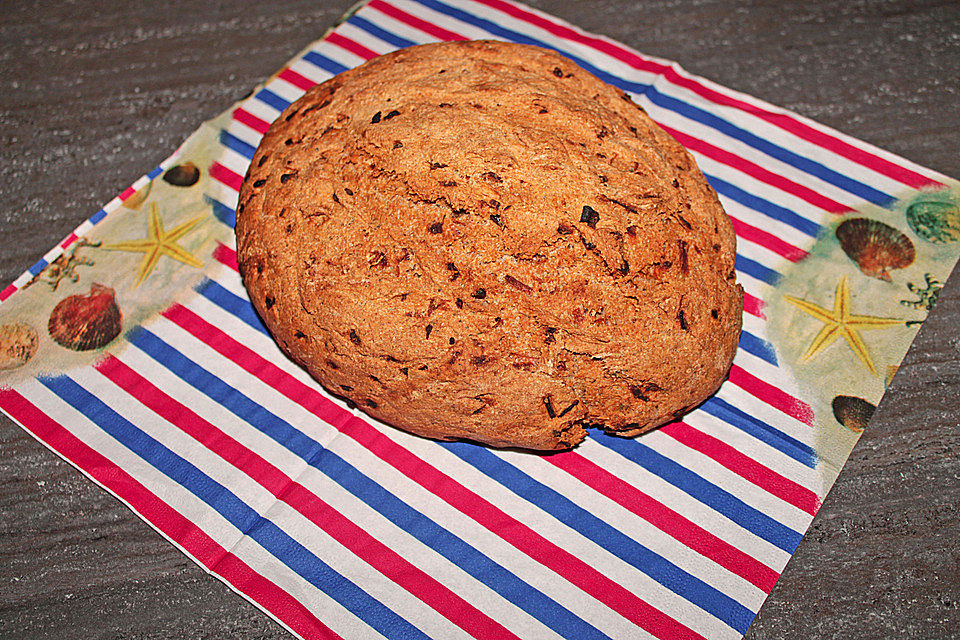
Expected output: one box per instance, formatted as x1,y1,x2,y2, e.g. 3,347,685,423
103,203,206,287
784,275,904,376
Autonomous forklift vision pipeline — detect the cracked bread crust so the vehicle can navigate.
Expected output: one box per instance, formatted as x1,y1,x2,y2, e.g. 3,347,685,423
235,40,743,451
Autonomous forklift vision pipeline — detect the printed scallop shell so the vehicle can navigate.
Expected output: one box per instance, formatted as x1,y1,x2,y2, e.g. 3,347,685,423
905,200,960,244
835,218,915,281
832,394,876,433
0,322,39,370
48,283,122,351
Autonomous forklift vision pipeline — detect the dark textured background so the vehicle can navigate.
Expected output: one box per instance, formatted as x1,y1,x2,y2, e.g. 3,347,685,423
1,1,958,638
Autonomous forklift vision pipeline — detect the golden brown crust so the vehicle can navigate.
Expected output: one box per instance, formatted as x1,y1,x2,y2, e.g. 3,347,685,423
235,40,742,451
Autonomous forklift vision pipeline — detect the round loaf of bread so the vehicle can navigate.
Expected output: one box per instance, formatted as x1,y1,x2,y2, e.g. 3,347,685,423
235,40,743,450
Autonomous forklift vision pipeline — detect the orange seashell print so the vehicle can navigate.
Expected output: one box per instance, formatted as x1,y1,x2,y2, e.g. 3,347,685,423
835,218,915,282
831,394,876,432
48,284,122,351
0,323,39,370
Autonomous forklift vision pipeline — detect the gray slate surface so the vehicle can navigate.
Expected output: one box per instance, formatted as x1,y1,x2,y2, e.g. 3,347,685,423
1,0,958,638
